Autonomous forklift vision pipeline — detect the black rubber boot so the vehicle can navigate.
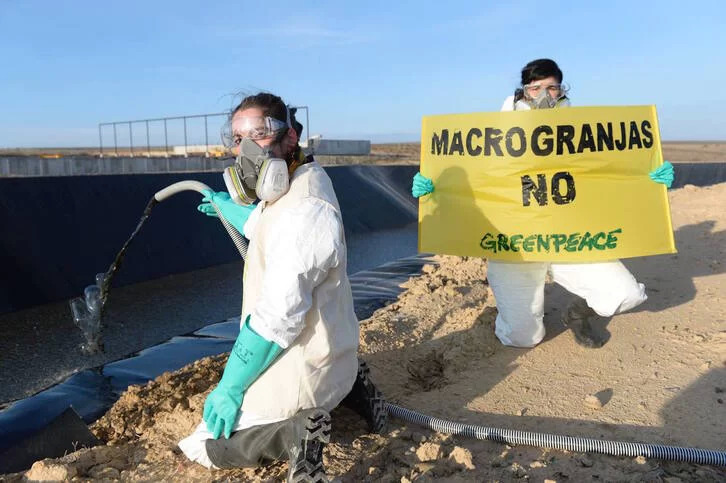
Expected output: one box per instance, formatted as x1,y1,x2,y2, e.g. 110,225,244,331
342,360,387,434
562,297,606,348
205,408,331,482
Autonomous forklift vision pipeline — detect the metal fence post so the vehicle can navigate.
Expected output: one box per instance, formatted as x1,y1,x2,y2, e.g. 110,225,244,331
129,121,134,158
98,124,104,158
146,120,150,157
164,119,169,158
113,123,118,157
204,115,209,158
183,117,188,158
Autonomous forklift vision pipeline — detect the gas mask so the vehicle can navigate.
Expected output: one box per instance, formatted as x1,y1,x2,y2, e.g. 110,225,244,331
223,138,290,205
223,107,293,205
516,83,570,110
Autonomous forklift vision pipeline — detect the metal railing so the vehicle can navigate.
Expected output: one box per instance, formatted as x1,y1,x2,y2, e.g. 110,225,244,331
98,106,310,158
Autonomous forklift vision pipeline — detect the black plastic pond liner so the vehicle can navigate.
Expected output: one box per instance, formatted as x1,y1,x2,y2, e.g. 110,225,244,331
0,408,101,474
671,162,726,189
0,165,419,315
1,162,722,314
0,254,434,472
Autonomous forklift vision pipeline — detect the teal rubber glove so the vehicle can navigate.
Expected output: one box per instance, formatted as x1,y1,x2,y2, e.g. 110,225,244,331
204,316,282,439
198,189,255,235
649,161,674,188
412,172,434,198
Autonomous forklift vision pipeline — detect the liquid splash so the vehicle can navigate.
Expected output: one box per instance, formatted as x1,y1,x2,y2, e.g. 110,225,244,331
69,197,158,354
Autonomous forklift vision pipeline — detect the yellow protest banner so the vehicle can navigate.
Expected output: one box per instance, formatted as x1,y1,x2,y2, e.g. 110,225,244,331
418,106,676,261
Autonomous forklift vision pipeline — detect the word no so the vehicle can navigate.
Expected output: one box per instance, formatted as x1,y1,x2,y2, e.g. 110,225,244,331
521,171,576,206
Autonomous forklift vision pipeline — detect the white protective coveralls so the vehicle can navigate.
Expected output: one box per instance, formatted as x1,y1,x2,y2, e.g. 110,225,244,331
180,161,359,467
488,96,648,347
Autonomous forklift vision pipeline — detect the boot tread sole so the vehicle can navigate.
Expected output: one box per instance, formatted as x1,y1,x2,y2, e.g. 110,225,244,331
287,410,331,483
356,361,388,433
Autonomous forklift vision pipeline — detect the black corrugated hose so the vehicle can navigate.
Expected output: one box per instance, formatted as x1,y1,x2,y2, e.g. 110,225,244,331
385,403,726,466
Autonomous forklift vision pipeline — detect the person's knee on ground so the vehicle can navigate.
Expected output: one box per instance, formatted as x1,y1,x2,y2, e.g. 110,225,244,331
205,407,331,481
487,261,548,347
496,322,546,347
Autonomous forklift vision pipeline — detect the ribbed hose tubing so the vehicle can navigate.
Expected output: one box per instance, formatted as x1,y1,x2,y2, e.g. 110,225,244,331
153,180,248,261
210,200,248,261
385,403,726,466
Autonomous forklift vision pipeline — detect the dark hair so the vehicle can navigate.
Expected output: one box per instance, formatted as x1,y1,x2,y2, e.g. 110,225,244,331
233,92,304,139
514,59,564,102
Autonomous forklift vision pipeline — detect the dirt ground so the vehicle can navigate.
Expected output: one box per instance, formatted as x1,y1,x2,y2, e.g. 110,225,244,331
3,183,726,482
660,142,726,162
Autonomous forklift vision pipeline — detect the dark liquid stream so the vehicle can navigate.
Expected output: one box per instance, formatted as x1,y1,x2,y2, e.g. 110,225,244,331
99,197,158,316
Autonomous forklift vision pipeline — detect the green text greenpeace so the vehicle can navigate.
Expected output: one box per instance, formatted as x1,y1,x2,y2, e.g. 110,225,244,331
480,229,622,254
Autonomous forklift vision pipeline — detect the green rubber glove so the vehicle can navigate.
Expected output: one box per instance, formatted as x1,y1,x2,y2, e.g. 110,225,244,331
412,172,434,198
649,161,674,188
198,189,255,234
203,316,282,439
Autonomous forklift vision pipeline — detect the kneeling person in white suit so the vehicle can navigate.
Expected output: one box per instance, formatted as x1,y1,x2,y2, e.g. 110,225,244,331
179,93,385,481
412,59,659,348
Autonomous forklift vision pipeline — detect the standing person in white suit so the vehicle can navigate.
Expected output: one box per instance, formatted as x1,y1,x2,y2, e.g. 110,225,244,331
179,92,385,481
412,59,668,349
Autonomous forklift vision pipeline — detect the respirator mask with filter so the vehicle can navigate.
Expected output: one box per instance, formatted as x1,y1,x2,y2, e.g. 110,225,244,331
514,82,570,110
223,106,293,205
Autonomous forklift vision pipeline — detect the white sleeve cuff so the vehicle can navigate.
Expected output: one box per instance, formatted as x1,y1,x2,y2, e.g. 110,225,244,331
247,314,294,349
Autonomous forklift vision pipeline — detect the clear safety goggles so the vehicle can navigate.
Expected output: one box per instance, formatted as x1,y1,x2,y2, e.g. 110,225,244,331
230,116,288,143
221,105,293,149
523,82,569,101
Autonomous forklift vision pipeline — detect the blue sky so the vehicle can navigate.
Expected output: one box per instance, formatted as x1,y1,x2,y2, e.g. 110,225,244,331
1,0,724,147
